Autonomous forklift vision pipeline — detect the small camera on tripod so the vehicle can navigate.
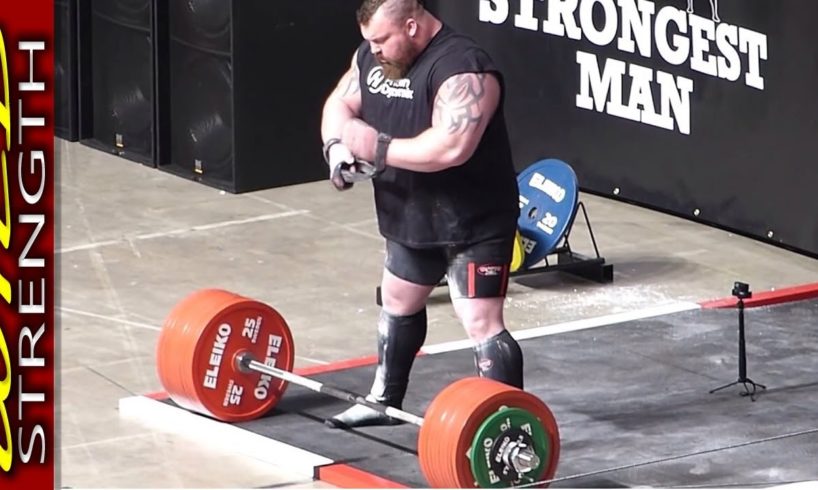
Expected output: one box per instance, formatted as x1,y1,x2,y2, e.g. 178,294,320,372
710,280,766,400
732,281,752,299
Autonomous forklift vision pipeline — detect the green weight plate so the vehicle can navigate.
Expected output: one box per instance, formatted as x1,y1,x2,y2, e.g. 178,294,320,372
469,406,550,487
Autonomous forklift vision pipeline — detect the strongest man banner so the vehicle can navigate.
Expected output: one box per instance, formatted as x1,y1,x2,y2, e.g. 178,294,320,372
429,0,818,258
0,2,55,490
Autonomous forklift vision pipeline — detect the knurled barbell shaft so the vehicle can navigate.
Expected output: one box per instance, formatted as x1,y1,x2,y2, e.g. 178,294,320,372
237,353,425,427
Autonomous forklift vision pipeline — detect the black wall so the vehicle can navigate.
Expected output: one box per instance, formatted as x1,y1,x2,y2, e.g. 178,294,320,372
64,0,362,191
55,0,79,141
160,0,362,193
78,0,158,165
428,0,818,257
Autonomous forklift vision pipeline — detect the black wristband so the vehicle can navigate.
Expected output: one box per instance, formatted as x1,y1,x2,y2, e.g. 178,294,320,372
322,138,342,164
374,133,392,171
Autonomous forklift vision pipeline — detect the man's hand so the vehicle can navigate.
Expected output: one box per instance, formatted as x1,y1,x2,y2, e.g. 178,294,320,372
327,142,356,191
341,118,378,163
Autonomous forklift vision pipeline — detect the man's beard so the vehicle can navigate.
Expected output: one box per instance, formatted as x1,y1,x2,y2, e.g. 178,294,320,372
377,46,417,80
379,60,409,80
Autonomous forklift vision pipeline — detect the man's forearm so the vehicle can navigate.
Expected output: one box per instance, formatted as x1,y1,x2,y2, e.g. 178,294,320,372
385,127,473,173
321,97,358,143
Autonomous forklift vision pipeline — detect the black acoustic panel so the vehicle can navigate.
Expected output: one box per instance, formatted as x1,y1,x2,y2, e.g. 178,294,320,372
169,48,234,188
79,0,156,165
92,0,151,30
161,0,362,193
170,0,230,54
55,0,79,141
429,0,818,257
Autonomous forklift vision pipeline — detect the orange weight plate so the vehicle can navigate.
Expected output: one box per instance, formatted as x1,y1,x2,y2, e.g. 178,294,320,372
417,377,560,488
156,289,295,422
418,377,487,487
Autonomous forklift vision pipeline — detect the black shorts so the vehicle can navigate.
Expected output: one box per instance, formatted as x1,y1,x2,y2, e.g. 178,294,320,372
384,237,514,299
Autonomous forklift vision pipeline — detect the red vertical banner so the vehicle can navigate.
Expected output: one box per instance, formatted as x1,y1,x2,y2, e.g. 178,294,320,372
0,1,55,490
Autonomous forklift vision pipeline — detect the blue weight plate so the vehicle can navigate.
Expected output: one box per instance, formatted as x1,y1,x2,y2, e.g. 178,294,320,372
516,159,579,269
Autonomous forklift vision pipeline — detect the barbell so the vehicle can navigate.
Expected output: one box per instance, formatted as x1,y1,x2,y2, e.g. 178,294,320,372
155,288,561,488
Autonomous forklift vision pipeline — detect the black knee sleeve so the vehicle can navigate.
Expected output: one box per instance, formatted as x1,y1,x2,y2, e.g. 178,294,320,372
370,308,428,406
473,329,524,389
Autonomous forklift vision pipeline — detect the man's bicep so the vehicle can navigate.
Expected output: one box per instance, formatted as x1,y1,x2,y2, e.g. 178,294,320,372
431,72,499,139
331,51,362,113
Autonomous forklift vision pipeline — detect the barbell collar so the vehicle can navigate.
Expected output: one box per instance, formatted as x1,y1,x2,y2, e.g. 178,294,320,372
506,443,541,475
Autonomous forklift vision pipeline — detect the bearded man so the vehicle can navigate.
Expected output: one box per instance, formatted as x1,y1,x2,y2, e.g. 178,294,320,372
320,0,524,428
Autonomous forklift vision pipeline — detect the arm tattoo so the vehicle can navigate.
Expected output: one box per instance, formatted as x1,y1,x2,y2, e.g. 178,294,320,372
339,64,361,98
434,73,487,135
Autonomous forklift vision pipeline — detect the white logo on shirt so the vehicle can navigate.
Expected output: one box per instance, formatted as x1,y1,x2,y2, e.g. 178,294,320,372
367,67,415,100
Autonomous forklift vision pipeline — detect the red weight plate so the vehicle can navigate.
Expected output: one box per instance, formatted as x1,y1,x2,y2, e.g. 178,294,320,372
418,377,487,487
156,289,295,422
418,377,560,488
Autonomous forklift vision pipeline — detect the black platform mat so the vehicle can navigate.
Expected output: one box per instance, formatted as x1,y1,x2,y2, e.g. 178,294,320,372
183,299,818,488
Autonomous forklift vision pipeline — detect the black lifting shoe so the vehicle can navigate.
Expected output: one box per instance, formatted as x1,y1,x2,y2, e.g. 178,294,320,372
324,395,405,429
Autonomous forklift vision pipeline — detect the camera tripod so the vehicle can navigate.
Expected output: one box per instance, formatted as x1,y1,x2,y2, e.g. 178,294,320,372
710,283,766,401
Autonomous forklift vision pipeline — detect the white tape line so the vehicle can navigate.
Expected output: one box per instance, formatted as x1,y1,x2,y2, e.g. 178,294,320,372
59,306,162,331
58,210,309,254
421,301,701,355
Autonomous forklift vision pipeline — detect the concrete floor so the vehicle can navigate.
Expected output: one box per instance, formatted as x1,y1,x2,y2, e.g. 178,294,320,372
57,137,818,488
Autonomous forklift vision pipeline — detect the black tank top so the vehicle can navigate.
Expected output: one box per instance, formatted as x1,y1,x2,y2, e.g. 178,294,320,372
357,24,519,247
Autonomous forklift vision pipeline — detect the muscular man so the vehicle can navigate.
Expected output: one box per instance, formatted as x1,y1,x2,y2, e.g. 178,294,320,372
321,0,523,428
